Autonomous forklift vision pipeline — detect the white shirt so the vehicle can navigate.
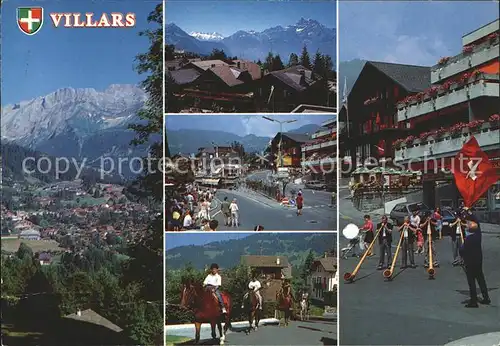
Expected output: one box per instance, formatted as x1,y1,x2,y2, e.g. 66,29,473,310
248,280,261,291
410,215,420,228
183,214,193,227
456,221,462,235
402,224,409,238
204,273,222,287
230,202,239,213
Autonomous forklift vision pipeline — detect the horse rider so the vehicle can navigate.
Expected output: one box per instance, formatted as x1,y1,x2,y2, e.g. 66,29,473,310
242,272,263,310
203,263,227,314
279,278,293,303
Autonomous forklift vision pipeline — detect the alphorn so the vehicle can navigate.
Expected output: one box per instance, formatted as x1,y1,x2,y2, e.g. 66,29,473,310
427,222,435,279
383,226,405,280
459,220,465,244
344,224,384,282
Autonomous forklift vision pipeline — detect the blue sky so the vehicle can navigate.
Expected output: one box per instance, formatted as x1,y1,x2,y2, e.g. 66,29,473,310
165,114,334,137
340,2,499,65
1,0,160,105
166,233,253,250
165,0,336,36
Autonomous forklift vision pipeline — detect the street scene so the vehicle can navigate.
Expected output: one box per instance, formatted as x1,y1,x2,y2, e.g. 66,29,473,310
164,1,336,113
1,3,164,345
165,232,337,345
165,115,336,231
338,2,499,345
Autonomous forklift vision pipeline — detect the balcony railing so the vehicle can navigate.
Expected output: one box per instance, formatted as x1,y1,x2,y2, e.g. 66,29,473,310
321,140,336,148
397,76,499,122
462,20,499,47
395,127,500,163
301,157,336,166
312,129,334,139
431,38,499,83
302,143,322,152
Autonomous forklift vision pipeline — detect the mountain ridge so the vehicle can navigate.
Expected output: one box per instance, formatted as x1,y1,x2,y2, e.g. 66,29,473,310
166,18,336,62
165,233,337,270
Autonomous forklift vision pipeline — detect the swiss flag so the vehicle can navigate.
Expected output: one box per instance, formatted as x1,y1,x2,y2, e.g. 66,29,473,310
452,136,499,207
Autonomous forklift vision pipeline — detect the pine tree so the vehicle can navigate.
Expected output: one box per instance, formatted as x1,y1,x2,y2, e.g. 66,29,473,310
299,45,311,69
288,53,299,67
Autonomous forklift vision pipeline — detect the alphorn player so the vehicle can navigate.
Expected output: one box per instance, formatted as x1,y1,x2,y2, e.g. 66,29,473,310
459,208,490,308
421,215,439,268
376,215,393,270
399,216,417,269
449,213,466,266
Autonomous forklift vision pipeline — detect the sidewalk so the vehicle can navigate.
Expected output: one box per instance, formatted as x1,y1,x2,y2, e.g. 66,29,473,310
444,332,500,346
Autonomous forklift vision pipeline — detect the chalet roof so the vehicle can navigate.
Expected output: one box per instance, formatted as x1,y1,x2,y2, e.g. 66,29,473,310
273,132,312,144
169,68,201,85
268,65,316,91
64,309,123,333
190,60,229,71
367,61,431,92
231,60,262,80
312,256,337,272
208,65,247,87
241,255,289,268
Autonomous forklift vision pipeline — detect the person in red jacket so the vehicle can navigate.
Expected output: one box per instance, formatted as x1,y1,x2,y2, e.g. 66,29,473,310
296,192,304,216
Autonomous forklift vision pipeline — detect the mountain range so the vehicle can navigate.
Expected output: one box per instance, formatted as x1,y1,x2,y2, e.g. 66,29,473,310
165,233,337,270
166,18,336,63
166,124,321,155
1,85,158,178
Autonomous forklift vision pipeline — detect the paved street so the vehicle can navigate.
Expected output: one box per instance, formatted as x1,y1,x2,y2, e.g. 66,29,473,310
339,229,500,345
211,187,335,231
171,320,336,345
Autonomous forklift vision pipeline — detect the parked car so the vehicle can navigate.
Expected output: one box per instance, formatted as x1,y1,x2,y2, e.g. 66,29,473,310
305,180,326,190
390,202,432,225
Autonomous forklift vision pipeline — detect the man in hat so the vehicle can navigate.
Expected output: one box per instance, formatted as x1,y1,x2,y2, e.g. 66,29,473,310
460,209,491,308
203,263,227,314
376,215,393,270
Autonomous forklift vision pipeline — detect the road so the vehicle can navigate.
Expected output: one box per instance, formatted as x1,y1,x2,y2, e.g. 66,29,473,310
339,229,500,345
208,170,335,230
170,320,336,345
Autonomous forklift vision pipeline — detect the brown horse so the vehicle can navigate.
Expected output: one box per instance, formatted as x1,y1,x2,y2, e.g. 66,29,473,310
180,282,232,345
276,288,293,326
243,290,261,333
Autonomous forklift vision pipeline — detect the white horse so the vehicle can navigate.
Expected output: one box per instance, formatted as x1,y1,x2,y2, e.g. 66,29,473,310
300,298,309,321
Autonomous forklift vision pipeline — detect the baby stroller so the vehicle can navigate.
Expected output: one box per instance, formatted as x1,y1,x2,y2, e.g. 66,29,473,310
341,234,362,259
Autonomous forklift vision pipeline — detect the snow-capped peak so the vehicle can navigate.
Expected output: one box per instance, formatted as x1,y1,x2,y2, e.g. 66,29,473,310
189,31,224,41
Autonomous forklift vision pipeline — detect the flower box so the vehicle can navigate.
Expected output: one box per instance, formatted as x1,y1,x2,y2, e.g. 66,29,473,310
461,128,471,136
462,45,474,54
437,56,450,65
413,139,421,145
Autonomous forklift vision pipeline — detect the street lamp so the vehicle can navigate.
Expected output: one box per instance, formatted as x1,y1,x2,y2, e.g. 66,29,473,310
262,116,297,168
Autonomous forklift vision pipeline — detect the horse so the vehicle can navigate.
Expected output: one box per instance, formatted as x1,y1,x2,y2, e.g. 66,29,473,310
242,290,261,334
180,281,232,345
300,297,310,321
276,289,293,326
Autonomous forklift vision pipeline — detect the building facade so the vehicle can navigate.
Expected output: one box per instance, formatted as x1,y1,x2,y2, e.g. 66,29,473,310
339,61,431,174
301,117,336,183
393,19,499,222
270,133,312,169
308,253,337,301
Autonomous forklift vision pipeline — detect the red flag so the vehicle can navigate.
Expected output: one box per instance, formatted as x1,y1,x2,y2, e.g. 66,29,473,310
377,140,385,156
452,136,499,207
375,112,381,125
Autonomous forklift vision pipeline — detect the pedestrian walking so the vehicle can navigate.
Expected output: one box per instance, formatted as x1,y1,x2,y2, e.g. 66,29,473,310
230,199,239,227
434,207,443,239
296,192,304,216
459,209,490,308
221,197,231,226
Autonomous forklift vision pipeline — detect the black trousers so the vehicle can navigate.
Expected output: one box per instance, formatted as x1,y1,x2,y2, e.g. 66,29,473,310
465,263,489,303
